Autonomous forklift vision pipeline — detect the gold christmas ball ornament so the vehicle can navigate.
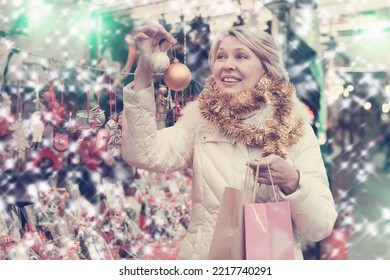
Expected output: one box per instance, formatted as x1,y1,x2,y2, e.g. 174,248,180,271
163,58,192,91
158,85,168,95
148,52,170,73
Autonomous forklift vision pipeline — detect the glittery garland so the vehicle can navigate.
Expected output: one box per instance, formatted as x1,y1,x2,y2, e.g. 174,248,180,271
198,75,305,158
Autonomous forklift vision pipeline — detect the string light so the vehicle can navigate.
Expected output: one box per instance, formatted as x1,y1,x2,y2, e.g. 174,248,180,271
183,14,186,65
11,47,163,77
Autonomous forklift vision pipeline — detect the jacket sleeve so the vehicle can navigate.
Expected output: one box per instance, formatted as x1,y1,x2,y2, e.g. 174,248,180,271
281,123,338,242
121,82,195,173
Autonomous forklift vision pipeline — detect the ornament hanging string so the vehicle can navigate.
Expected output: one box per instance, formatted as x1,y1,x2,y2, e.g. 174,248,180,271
57,62,65,110
46,59,57,106
170,45,177,60
16,79,22,119
108,73,117,119
109,80,113,118
105,71,111,118
96,71,102,109
60,78,65,108
96,89,100,108
35,77,40,111
114,90,117,119
15,62,24,118
183,15,187,65
86,88,90,123
174,91,178,105
49,58,61,84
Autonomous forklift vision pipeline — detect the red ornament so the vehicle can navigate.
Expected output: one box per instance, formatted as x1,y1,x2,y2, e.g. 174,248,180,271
53,126,69,152
0,117,9,137
29,147,62,171
43,81,66,127
77,129,109,171
163,58,192,91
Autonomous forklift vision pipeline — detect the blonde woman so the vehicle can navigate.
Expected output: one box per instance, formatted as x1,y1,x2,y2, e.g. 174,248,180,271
121,23,337,259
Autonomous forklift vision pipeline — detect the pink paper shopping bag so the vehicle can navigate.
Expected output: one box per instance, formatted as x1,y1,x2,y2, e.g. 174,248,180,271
244,164,294,260
244,201,294,260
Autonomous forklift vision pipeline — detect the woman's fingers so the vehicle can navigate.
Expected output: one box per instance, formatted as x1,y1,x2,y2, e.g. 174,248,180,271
252,170,270,183
145,23,176,44
160,39,174,52
133,23,176,45
133,32,150,43
247,159,278,185
132,24,177,60
133,24,159,37
247,161,269,172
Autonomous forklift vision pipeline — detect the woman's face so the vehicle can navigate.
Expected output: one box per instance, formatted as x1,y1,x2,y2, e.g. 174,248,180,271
212,35,265,94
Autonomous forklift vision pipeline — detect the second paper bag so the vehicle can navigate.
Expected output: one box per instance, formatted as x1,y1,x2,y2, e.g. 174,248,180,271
207,186,253,260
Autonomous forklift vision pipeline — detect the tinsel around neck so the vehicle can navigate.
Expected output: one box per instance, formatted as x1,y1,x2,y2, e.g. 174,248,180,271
198,75,304,158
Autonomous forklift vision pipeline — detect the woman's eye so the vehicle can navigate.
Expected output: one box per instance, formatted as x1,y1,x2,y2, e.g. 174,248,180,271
237,55,247,60
216,54,225,59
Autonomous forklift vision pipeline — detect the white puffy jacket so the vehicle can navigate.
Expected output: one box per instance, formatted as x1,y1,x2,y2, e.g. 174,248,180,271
122,82,338,260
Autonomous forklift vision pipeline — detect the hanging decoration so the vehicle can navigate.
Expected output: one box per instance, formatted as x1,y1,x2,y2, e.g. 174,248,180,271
9,85,28,169
53,126,69,152
42,80,67,127
0,92,12,138
105,85,118,133
106,129,122,162
106,89,122,162
105,117,118,132
92,90,106,130
74,89,105,135
149,48,170,73
52,80,69,152
173,91,182,122
93,89,110,161
163,58,192,91
165,89,175,128
29,82,45,150
160,14,194,94
10,114,28,158
30,111,45,150
75,88,109,170
155,84,168,122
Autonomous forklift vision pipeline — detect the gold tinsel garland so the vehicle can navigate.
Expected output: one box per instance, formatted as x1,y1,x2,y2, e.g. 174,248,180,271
198,75,305,158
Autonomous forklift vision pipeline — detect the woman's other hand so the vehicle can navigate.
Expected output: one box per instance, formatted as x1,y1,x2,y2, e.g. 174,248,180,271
247,154,299,195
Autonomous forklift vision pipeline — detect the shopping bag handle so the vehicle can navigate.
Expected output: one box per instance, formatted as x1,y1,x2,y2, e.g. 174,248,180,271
245,162,278,202
266,163,278,202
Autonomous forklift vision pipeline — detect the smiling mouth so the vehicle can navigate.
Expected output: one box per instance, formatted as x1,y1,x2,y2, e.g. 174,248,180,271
222,77,241,83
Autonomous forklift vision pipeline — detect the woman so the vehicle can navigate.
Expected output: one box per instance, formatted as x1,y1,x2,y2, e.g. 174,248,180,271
121,23,337,259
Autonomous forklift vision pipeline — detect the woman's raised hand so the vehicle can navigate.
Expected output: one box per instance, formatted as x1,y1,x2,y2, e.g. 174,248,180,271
132,23,177,90
133,23,176,61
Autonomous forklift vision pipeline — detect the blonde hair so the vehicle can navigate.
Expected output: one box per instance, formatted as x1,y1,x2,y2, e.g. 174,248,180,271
209,25,289,82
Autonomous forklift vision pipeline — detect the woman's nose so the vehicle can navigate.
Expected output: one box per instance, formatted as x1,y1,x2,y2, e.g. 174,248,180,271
222,58,236,70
